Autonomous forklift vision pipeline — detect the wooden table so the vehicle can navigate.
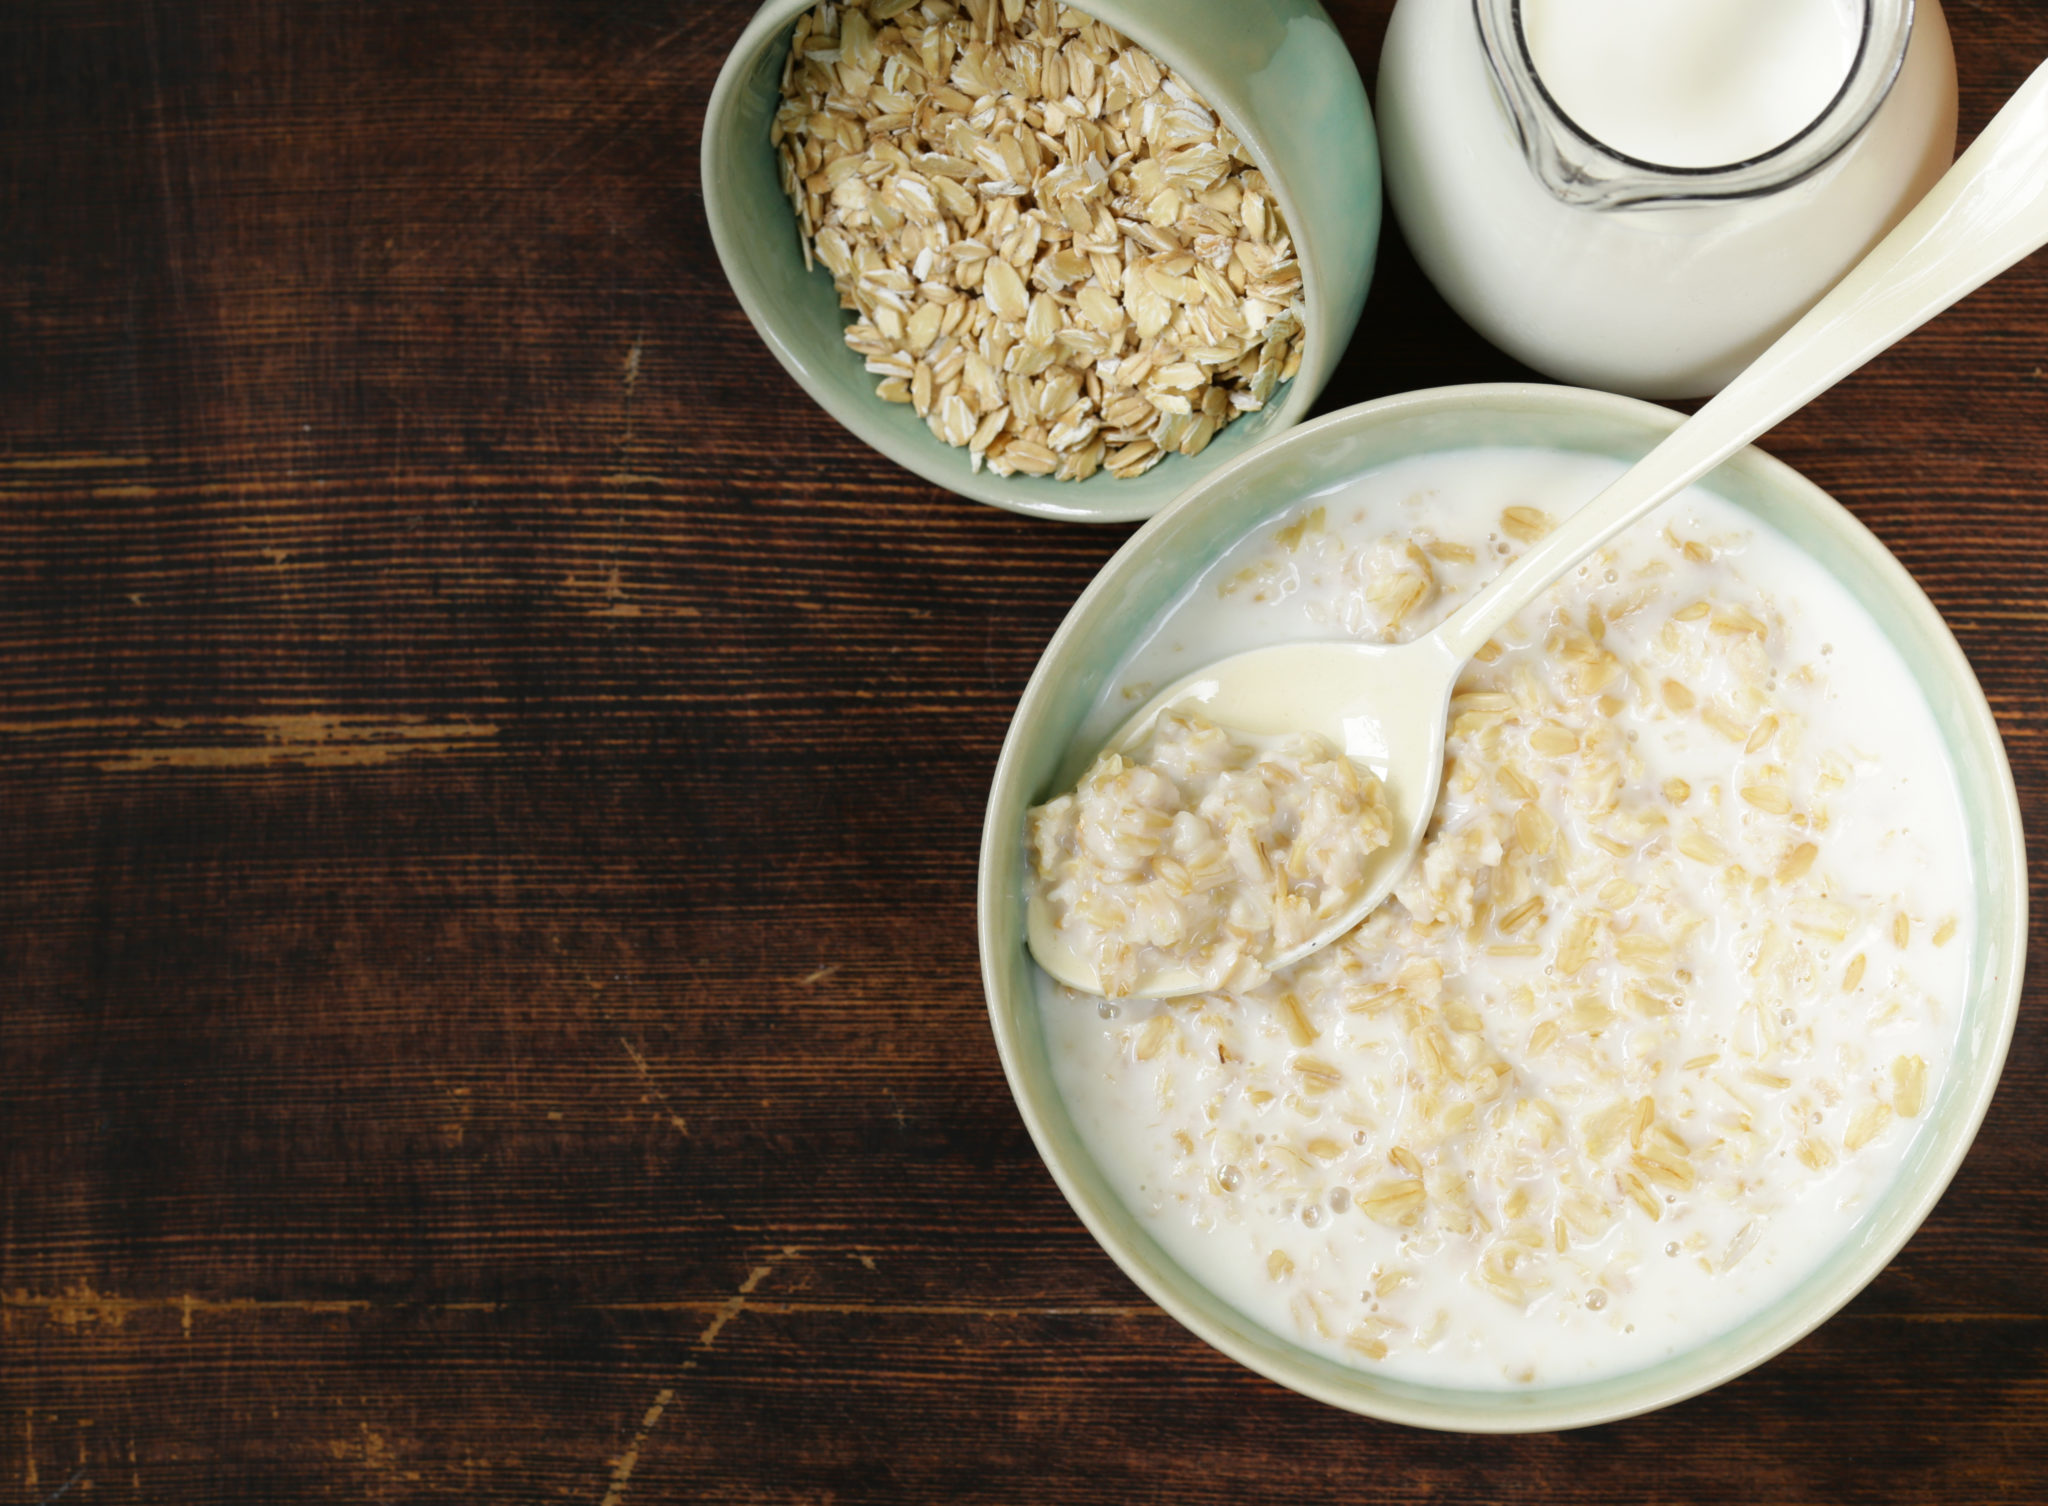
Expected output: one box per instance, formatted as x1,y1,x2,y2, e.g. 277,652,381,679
3,2,2044,1499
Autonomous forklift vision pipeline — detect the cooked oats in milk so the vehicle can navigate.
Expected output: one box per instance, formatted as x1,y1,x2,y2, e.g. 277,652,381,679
1037,448,1971,1388
1030,711,1393,996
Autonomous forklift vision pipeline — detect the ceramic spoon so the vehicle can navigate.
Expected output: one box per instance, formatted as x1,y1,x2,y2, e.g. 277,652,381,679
1030,56,2048,999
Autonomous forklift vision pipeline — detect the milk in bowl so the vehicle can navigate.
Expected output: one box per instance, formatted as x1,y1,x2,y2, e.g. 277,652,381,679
1032,446,1973,1389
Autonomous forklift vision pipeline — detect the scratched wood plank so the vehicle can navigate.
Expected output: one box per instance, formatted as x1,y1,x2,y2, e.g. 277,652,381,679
2,0,2047,1501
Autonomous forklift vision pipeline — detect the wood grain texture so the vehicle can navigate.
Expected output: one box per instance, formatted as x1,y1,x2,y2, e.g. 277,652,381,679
2,0,2046,1499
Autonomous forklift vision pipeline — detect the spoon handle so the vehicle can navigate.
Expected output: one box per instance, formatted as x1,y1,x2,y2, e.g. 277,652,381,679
1437,56,2048,661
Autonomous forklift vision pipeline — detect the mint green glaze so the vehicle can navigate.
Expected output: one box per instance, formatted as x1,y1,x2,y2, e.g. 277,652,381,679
977,385,2026,1430
702,0,1378,523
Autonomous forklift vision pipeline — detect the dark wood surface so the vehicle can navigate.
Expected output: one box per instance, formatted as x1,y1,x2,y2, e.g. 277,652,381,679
3,1,2046,1500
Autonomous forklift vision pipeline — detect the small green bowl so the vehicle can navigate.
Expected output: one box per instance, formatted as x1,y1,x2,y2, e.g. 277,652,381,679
977,383,2026,1430
702,0,1379,523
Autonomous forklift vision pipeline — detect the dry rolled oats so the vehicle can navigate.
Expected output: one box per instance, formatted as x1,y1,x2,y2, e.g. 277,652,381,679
771,0,1307,482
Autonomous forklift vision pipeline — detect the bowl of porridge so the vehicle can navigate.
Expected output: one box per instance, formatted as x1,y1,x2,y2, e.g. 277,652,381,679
702,0,1378,523
977,383,2025,1430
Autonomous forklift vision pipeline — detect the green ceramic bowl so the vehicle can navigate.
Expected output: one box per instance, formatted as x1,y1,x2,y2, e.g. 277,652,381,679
702,0,1379,523
977,383,2026,1431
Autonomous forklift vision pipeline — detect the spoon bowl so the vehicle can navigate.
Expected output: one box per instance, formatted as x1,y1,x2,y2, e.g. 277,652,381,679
1025,636,1462,997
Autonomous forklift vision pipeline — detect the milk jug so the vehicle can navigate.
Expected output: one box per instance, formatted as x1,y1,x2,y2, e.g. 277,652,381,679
1376,0,1958,397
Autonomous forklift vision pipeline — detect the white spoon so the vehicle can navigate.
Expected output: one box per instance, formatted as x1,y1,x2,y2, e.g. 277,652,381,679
1031,57,2048,1000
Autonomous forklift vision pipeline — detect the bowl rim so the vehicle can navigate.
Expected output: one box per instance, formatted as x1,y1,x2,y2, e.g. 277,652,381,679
701,0,1361,524
976,380,2028,1431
